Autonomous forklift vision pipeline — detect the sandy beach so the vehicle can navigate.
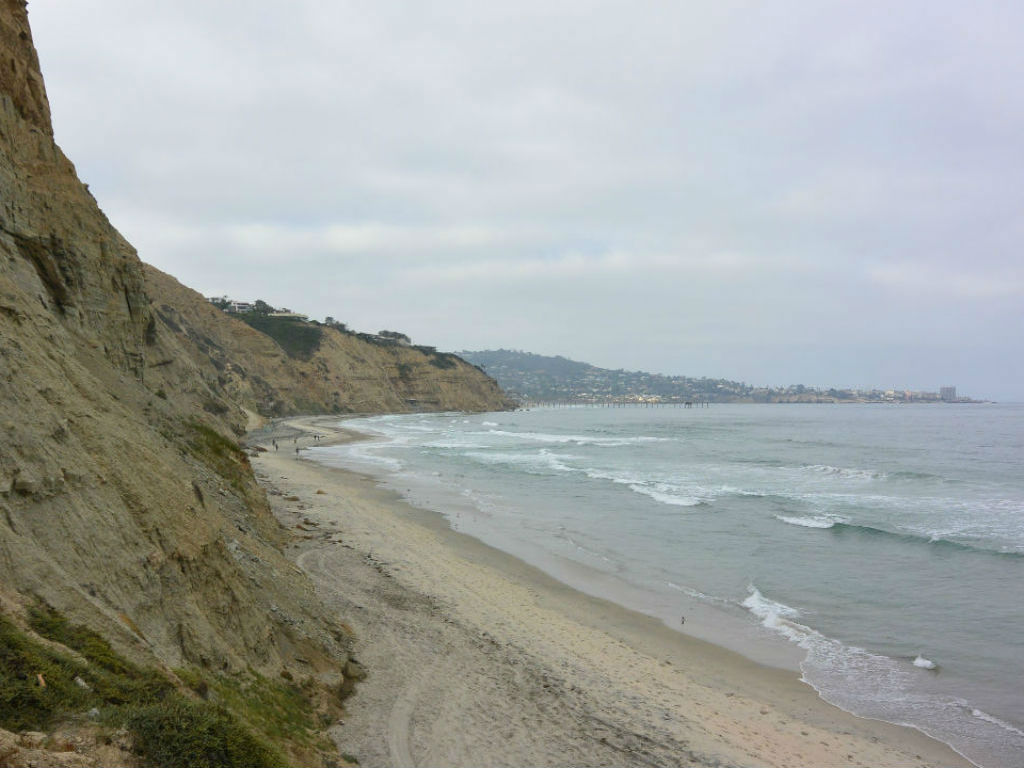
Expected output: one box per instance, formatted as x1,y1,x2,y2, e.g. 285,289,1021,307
249,416,972,768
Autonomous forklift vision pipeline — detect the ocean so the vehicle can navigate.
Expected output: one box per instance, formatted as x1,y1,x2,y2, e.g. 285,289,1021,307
311,403,1024,767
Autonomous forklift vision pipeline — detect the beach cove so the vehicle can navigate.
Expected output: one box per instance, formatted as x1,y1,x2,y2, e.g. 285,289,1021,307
249,416,969,767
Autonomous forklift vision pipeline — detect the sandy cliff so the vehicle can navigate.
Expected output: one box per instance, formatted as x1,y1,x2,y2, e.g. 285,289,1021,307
0,3,505,764
1,0,345,668
144,265,512,417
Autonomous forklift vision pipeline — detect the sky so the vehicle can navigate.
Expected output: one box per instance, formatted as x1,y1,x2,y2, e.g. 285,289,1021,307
27,1,1024,400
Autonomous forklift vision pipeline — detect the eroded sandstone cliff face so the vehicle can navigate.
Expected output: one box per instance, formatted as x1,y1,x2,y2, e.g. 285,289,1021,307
0,1,50,137
144,265,513,417
0,4,386,764
0,0,352,664
1,4,512,760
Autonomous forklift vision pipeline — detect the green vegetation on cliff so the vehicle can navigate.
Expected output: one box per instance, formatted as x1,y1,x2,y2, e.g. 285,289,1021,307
1,607,290,768
237,313,324,361
1,603,344,767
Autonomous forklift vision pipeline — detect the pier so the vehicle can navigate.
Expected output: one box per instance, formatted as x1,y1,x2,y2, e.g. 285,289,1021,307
516,399,710,409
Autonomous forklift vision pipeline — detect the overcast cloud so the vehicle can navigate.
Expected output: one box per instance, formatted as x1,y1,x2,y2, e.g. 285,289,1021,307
28,1,1024,399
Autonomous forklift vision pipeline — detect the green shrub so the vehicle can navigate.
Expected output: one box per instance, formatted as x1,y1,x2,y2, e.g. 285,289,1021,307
190,670,320,749
0,615,94,731
28,604,135,678
125,699,282,768
0,610,166,729
238,314,323,361
2,609,292,767
427,352,459,370
186,421,250,493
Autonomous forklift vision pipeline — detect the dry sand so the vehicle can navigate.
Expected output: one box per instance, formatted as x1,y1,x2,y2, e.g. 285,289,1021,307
250,416,972,768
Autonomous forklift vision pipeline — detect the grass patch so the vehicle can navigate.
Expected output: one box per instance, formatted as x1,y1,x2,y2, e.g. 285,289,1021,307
192,671,319,749
0,606,173,732
238,314,323,361
28,604,136,677
125,699,282,768
185,421,250,494
427,352,460,370
1,608,292,768
0,613,98,731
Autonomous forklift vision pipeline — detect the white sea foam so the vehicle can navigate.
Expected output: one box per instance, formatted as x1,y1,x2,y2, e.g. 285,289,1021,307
583,467,641,485
665,581,734,608
719,484,765,497
742,587,902,686
330,443,404,471
801,464,885,481
628,484,704,507
390,422,444,433
971,708,1024,738
774,514,846,529
579,467,719,507
740,585,1024,766
483,429,671,447
462,449,576,474
742,586,803,632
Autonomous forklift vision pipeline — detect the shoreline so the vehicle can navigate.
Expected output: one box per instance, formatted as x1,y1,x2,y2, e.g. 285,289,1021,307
251,415,972,767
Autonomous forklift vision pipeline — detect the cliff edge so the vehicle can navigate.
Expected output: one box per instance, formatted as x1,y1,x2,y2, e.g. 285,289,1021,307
0,3,506,765
144,265,513,417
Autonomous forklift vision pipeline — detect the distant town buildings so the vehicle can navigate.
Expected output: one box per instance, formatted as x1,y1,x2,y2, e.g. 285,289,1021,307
206,296,307,320
205,299,427,351
461,351,980,405
208,297,252,313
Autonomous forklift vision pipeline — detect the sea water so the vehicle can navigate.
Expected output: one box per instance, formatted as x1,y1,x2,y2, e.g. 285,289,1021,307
312,403,1024,767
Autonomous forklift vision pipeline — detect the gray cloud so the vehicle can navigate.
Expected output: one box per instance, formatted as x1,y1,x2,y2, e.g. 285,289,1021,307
28,0,1024,399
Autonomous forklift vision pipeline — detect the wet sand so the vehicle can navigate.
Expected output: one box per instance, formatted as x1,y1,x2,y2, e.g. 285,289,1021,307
250,416,972,768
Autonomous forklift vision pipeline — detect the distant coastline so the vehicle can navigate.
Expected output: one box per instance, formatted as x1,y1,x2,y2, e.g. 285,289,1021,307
513,396,988,407
461,349,985,406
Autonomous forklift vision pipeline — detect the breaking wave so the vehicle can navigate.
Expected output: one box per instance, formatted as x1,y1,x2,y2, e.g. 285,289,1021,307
828,522,1024,557
481,429,672,447
461,448,577,475
775,514,848,529
742,586,1023,767
801,464,886,481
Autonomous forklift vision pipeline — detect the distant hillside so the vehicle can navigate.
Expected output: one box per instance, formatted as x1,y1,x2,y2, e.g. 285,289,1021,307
459,350,961,404
460,349,749,402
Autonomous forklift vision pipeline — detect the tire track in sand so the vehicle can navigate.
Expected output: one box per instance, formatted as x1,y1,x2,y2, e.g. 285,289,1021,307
386,667,421,767
297,545,426,767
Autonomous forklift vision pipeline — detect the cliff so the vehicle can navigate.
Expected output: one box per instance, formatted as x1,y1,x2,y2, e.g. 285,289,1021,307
144,265,512,417
0,3,505,765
